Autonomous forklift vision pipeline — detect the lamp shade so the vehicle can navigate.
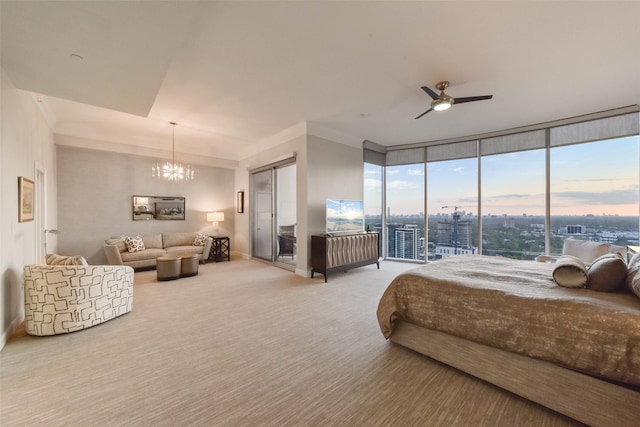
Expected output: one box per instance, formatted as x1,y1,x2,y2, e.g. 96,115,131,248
207,212,224,222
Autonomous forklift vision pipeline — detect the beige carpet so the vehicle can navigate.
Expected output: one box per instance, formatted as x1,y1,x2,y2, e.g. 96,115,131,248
1,259,583,426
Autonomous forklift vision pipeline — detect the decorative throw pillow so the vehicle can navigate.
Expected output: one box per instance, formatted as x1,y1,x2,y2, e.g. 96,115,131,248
627,252,640,299
552,255,588,288
46,254,89,266
193,233,207,246
587,253,627,292
125,235,145,253
562,238,610,265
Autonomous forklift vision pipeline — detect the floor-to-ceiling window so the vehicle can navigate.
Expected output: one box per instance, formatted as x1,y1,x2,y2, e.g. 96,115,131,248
481,149,546,259
365,109,640,262
364,162,384,255
550,135,640,254
385,162,425,261
427,154,478,260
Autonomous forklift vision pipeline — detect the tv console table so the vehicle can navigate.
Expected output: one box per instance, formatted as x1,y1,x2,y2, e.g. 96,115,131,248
311,233,380,282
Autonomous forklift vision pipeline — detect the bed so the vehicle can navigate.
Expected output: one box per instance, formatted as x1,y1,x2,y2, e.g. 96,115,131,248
376,254,640,427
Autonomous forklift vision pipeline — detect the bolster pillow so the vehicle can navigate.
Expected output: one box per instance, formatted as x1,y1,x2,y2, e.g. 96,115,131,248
552,255,588,288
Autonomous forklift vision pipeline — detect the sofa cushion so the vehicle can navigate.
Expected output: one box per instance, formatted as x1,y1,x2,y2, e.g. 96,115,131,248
587,253,627,292
125,235,145,253
46,254,89,266
165,246,204,256
142,234,163,249
552,255,588,288
120,248,166,263
163,232,197,248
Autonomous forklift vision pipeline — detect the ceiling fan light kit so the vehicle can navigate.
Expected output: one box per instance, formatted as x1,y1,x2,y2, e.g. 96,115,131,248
432,97,453,111
415,80,493,119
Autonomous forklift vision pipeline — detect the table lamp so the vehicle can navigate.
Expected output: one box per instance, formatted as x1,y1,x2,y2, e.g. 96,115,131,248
207,212,224,236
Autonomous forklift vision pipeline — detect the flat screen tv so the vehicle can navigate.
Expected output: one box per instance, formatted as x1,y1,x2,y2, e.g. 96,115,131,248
326,199,364,234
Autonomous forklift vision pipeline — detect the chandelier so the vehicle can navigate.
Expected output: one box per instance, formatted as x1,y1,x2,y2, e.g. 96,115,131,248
152,122,194,181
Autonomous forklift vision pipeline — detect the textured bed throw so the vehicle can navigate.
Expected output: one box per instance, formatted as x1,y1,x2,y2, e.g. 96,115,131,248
377,255,640,387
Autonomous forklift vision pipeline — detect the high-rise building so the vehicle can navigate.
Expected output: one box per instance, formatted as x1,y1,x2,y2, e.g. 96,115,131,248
434,213,476,259
559,224,587,235
395,225,422,260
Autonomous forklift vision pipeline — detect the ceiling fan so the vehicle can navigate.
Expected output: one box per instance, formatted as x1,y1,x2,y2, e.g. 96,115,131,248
415,81,493,119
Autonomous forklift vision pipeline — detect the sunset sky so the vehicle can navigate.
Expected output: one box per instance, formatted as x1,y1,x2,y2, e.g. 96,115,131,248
365,136,639,217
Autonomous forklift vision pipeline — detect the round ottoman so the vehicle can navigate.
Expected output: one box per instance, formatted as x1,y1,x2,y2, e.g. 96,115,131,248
180,253,199,277
156,255,181,281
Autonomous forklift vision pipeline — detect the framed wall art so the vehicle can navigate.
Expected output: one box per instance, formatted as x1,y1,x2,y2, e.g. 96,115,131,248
18,176,34,222
132,195,185,220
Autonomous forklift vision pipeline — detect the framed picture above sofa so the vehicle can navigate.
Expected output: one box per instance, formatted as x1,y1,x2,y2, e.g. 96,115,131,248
132,195,185,221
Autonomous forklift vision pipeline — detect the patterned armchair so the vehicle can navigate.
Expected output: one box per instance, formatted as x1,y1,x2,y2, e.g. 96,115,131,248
23,264,134,336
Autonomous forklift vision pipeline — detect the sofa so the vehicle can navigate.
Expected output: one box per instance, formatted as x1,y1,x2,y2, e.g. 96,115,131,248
104,232,213,270
24,264,134,336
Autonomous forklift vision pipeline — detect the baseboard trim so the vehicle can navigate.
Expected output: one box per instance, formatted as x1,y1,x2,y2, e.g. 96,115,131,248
1,315,24,351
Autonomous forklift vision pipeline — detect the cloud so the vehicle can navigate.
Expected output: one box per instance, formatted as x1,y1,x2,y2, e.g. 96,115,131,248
387,180,417,190
552,188,638,205
364,178,381,190
408,169,423,176
386,169,400,175
492,193,539,199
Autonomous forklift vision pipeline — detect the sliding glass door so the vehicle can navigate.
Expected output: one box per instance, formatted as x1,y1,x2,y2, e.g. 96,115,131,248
252,169,273,262
251,161,296,268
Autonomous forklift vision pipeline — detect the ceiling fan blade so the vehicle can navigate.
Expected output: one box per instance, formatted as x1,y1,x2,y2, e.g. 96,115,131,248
415,108,433,119
421,86,439,100
453,95,493,104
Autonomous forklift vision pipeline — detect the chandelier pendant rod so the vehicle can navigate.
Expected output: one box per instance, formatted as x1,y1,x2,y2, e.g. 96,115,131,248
171,121,177,166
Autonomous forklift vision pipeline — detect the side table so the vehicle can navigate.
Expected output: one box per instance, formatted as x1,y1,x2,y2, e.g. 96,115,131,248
209,236,230,262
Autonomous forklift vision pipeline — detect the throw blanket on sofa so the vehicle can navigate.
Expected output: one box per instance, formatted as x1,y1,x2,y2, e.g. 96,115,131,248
377,255,640,387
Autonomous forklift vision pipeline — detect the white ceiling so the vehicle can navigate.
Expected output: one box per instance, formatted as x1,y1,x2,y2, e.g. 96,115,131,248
2,1,640,165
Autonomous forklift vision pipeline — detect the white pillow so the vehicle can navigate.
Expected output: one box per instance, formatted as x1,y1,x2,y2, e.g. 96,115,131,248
562,238,610,265
552,255,588,288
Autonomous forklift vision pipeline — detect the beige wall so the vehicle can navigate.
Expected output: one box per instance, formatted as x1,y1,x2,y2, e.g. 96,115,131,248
306,134,363,237
57,146,235,265
235,129,363,277
1,69,57,349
